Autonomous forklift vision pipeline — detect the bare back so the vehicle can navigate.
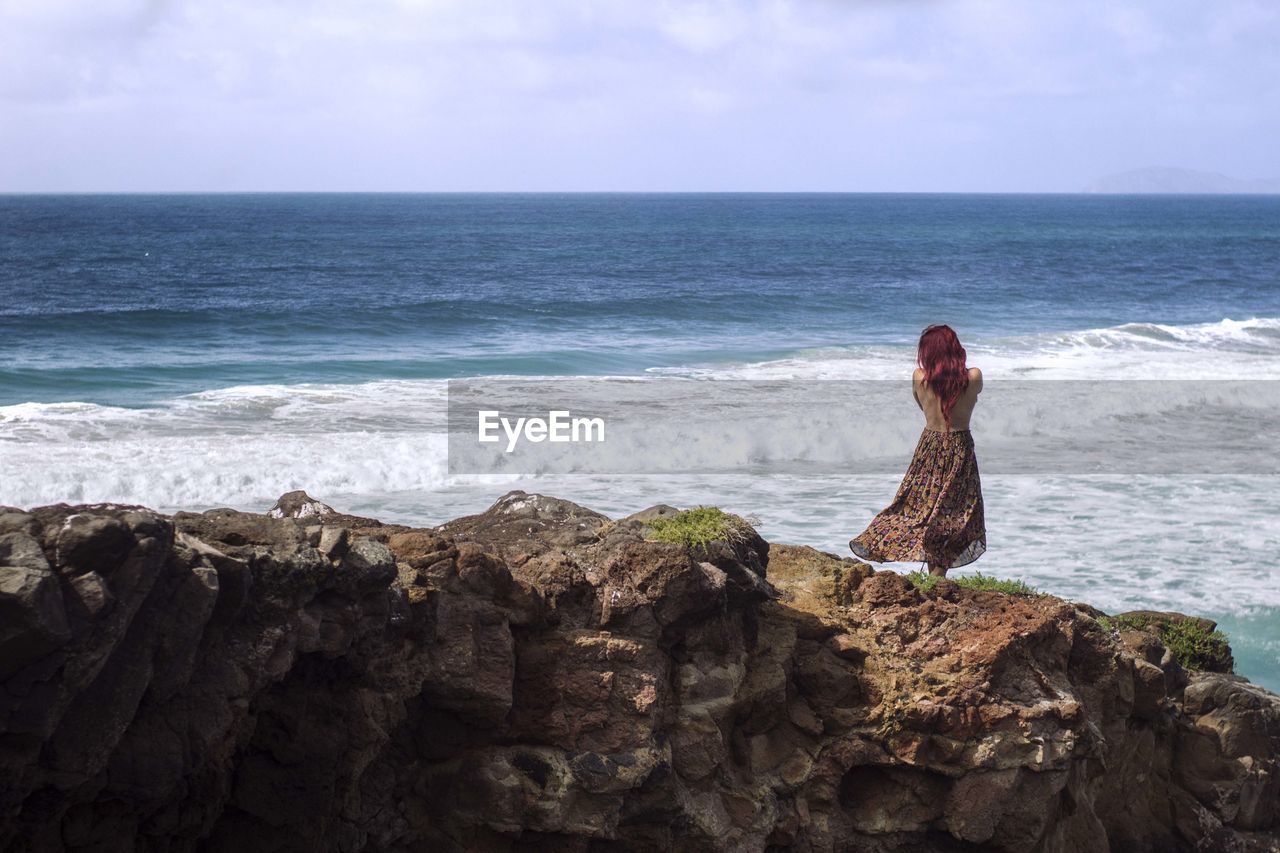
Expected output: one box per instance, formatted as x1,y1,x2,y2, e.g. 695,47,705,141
912,367,982,431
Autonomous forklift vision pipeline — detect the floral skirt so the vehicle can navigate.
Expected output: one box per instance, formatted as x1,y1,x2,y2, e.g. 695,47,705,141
849,428,986,569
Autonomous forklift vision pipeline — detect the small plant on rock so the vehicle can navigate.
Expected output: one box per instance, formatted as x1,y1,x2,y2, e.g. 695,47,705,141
905,570,941,592
954,571,1042,595
1110,613,1232,673
646,506,753,549
906,569,1042,596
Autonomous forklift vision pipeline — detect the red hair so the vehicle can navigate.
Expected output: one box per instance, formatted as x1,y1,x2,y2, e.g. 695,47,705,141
917,324,969,429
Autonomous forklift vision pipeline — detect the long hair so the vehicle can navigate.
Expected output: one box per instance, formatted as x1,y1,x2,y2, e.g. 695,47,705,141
917,324,969,428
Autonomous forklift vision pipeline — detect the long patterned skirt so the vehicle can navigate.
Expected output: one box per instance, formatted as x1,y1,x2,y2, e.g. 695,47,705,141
849,428,986,570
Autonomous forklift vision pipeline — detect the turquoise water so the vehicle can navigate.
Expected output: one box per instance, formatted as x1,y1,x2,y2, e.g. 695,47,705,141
1,193,1277,689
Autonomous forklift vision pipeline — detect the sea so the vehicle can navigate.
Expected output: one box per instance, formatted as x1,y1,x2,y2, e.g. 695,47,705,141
1,193,1277,690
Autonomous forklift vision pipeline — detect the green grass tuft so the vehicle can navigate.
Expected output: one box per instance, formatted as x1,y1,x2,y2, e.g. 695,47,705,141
954,571,1042,595
646,506,752,549
905,570,942,592
1108,613,1232,672
906,569,1041,596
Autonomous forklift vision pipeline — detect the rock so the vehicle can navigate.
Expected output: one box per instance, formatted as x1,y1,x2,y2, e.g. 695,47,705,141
1119,608,1220,635
66,571,115,619
616,504,681,526
768,543,874,610
266,489,335,519
1174,673,1280,832
343,536,395,576
55,514,135,576
0,496,1276,852
1183,673,1280,761
174,507,308,555
435,490,610,556
0,529,50,571
1117,608,1235,674
0,559,71,677
0,508,39,537
317,525,348,559
1130,657,1169,719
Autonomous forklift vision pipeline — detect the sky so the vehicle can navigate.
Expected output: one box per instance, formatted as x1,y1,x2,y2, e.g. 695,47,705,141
1,0,1278,192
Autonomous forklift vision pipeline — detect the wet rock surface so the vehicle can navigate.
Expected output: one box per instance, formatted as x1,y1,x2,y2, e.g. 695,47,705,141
0,491,1277,852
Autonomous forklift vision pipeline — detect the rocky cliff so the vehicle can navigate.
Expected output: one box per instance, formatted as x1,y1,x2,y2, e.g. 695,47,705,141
1,491,1277,853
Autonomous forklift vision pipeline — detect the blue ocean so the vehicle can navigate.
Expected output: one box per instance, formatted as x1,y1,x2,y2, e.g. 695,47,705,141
2,194,1278,689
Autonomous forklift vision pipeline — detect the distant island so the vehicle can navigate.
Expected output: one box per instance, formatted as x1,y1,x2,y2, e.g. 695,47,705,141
1085,166,1280,194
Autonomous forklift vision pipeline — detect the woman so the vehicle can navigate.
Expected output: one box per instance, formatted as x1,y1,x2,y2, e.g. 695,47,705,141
849,324,986,577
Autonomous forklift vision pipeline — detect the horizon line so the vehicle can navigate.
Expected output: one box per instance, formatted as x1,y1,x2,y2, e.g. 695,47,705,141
4,189,1280,197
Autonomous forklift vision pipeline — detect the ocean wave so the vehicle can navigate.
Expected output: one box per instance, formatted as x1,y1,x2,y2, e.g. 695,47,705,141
0,380,452,437
1024,316,1280,352
4,376,1277,511
661,317,1280,381
0,430,453,512
2,316,1278,509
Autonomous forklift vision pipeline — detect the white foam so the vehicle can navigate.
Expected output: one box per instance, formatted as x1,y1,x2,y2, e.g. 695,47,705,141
4,317,1278,507
0,430,452,512
665,317,1280,381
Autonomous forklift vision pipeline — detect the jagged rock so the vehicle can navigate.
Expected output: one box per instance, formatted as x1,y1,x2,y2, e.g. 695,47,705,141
1117,608,1235,674
0,529,51,571
266,489,335,519
55,514,135,576
1177,673,1280,831
0,509,38,537
616,504,681,526
0,497,1276,853
769,543,874,610
0,534,70,677
343,537,396,582
317,525,348,559
436,490,609,556
264,490,388,531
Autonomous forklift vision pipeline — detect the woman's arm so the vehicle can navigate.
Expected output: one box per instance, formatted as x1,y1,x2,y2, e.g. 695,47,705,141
969,366,983,394
912,367,925,411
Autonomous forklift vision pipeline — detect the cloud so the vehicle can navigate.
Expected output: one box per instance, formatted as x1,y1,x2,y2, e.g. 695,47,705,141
0,0,1276,190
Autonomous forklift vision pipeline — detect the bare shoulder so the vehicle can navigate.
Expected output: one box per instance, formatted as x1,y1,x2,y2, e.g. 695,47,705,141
968,366,983,391
912,367,926,383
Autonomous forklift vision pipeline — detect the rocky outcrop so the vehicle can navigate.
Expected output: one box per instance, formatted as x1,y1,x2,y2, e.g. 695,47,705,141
0,492,1277,852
